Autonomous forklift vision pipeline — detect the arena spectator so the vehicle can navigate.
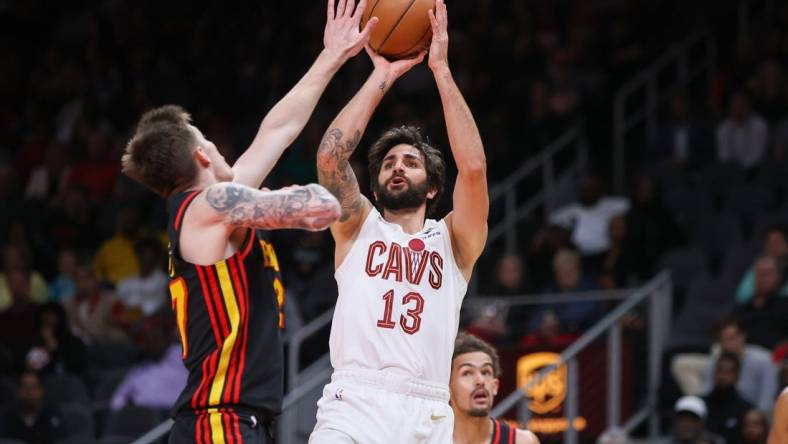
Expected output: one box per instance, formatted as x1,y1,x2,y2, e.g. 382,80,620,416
24,302,85,376
47,248,78,303
110,316,186,413
488,253,529,295
703,353,754,444
736,225,788,304
740,409,769,444
116,236,168,319
625,175,684,280
749,60,787,125
0,269,41,372
526,224,575,291
92,205,141,285
598,215,635,289
716,92,769,171
548,175,630,258
651,91,714,169
64,264,126,344
659,396,724,444
0,244,48,311
702,318,778,411
530,248,602,333
23,141,70,201
0,371,63,442
733,256,788,350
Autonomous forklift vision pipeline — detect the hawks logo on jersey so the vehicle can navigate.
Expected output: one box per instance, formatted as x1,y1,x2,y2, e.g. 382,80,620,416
364,238,444,289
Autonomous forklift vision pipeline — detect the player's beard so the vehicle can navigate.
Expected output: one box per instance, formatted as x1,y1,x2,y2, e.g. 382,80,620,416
376,175,429,211
469,407,491,417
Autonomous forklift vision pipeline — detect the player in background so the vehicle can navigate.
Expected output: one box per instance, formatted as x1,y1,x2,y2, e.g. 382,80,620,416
450,333,540,444
121,1,378,442
310,0,488,442
768,388,788,444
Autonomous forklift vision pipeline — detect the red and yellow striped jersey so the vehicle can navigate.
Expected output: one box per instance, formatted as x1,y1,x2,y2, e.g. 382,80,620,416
166,191,286,419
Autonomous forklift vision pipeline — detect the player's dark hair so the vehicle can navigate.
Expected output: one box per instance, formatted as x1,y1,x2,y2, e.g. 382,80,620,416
453,332,501,378
715,316,742,336
122,105,198,198
367,125,445,216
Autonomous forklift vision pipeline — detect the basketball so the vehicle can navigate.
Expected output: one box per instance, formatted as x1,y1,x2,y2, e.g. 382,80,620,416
361,0,434,60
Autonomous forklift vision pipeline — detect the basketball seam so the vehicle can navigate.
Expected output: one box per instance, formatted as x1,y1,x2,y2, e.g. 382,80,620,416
388,23,431,58
377,0,418,54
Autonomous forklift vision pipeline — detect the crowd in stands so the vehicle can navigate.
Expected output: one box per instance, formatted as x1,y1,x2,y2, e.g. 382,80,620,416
0,0,784,442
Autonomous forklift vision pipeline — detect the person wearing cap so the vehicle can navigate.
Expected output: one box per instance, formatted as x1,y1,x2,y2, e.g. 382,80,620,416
658,396,725,444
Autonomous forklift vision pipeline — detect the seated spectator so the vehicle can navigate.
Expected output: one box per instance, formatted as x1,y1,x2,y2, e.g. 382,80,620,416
740,409,769,444
24,302,86,376
702,318,777,411
703,353,753,444
733,256,788,350
0,244,48,311
526,224,574,290
779,359,788,391
736,225,788,304
64,264,127,344
488,253,528,295
23,141,70,201
599,215,635,289
0,269,41,372
625,175,684,280
658,396,724,444
651,91,714,170
530,249,601,333
549,175,629,260
116,236,168,319
93,206,141,286
520,310,578,349
716,91,769,172
750,60,787,125
0,371,63,442
48,248,78,303
110,316,187,413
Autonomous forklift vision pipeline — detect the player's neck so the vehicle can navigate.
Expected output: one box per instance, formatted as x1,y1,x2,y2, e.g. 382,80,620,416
187,169,219,193
382,207,427,235
452,413,493,444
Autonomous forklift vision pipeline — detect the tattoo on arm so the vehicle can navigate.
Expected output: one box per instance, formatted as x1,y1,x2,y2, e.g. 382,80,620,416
316,127,366,222
206,183,340,231
378,81,386,91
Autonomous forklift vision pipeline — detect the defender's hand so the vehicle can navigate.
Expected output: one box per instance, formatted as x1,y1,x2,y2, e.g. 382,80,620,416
324,0,379,63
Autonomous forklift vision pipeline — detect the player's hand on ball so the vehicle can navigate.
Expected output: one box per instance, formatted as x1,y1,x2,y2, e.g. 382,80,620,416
324,0,379,62
365,45,426,81
427,0,449,71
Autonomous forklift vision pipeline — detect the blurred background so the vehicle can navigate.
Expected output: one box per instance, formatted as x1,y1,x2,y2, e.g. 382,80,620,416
0,0,786,443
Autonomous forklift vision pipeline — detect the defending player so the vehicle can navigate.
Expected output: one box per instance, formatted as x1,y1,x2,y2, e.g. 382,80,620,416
121,1,378,442
310,0,488,441
450,333,540,444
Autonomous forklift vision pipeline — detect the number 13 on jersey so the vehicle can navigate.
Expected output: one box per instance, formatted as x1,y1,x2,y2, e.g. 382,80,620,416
376,290,424,334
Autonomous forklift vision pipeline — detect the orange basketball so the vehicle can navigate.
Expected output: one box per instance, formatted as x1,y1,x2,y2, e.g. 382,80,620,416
361,0,434,60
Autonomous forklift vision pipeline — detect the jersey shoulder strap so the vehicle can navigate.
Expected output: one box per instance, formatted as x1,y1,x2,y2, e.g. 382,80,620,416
166,190,201,260
491,418,516,444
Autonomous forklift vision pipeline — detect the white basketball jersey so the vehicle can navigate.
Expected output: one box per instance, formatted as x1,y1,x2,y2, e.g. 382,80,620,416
330,207,468,385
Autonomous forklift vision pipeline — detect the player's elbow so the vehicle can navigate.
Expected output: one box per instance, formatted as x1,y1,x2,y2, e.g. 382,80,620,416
459,158,486,178
303,184,341,230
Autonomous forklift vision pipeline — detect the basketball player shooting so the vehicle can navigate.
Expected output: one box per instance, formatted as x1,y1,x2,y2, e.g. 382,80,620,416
450,333,540,444
121,0,378,441
309,0,488,442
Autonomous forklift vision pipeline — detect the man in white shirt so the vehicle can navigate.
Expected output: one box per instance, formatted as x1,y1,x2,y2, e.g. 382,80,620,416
549,176,629,256
716,92,769,170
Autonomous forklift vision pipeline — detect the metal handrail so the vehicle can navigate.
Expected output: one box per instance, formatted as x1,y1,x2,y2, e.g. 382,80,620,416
485,123,588,256
612,30,716,192
287,308,334,391
491,271,671,427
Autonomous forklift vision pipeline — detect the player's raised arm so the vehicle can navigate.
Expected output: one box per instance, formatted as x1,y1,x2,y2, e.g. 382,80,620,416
200,182,340,232
231,0,378,189
316,46,425,247
428,0,488,278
